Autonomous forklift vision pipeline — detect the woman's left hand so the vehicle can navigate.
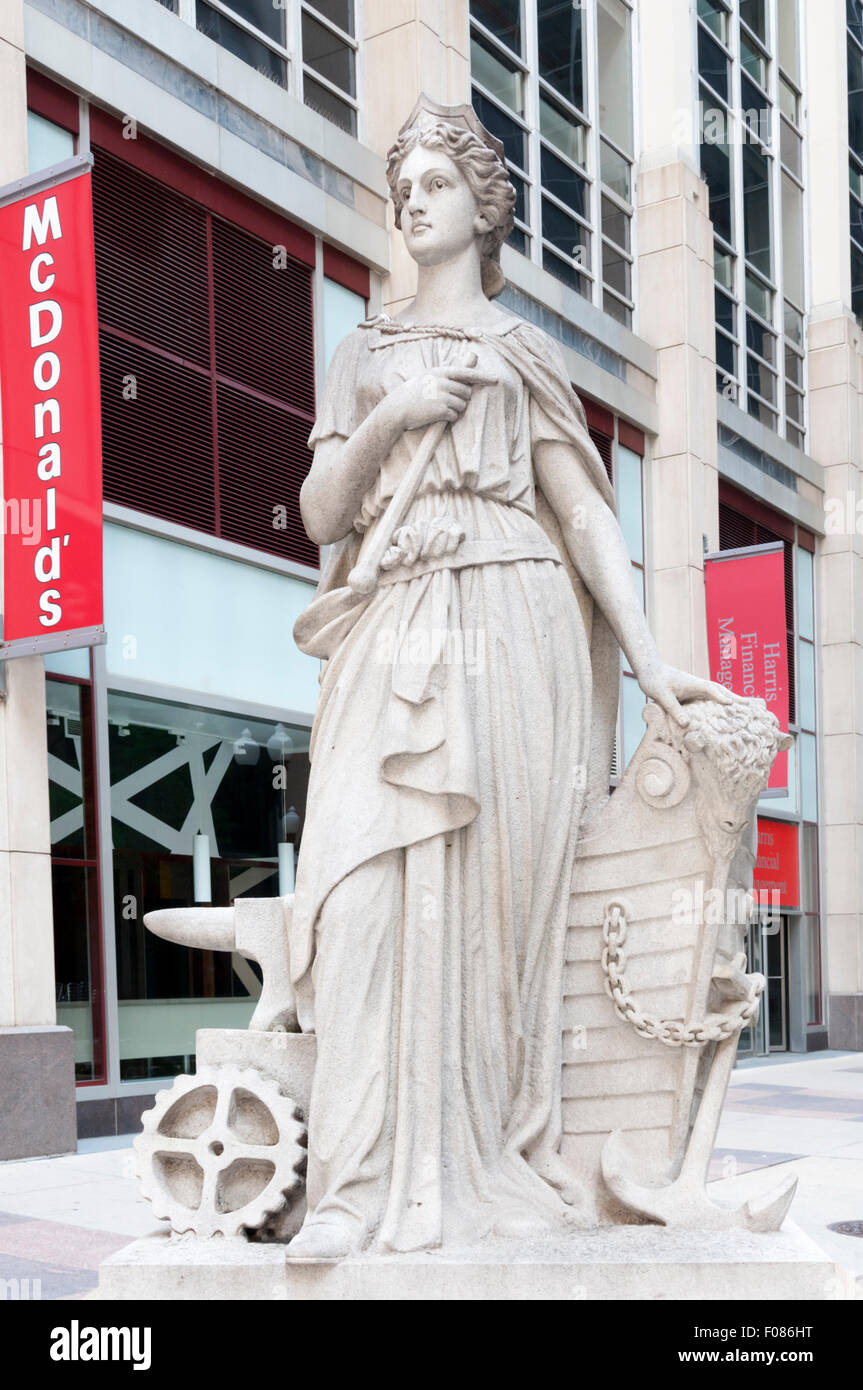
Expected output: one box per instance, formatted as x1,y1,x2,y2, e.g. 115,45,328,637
636,661,734,728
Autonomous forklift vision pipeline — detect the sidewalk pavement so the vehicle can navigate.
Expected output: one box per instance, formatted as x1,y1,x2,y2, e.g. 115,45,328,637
0,1050,861,1300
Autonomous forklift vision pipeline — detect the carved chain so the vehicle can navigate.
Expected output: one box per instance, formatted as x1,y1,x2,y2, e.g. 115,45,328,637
600,901,765,1048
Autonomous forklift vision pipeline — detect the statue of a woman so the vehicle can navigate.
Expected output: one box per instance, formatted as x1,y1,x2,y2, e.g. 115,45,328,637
286,97,729,1260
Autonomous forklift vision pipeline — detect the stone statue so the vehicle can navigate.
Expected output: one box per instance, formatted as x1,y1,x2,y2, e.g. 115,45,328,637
135,98,795,1270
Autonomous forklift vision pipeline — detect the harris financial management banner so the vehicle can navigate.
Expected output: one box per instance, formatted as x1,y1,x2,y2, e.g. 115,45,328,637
0,155,104,657
704,541,790,793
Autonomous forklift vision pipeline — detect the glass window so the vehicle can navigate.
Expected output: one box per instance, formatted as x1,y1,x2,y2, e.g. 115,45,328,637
537,0,585,112
716,329,737,379
600,138,630,200
782,173,804,307
542,196,591,267
622,673,646,767
741,75,770,143
785,299,804,346
220,0,284,43
714,246,735,289
745,267,772,318
109,691,310,1081
616,445,643,565
26,111,75,174
542,245,590,297
746,313,776,364
602,194,630,252
196,2,287,85
778,75,799,124
797,637,816,730
799,731,818,821
715,287,736,333
698,0,730,46
698,25,730,102
780,117,802,178
323,277,365,373
603,291,630,326
777,0,800,81
852,242,863,320
849,39,863,154
743,143,772,278
303,74,356,134
539,93,587,166
747,352,776,402
471,87,527,169
796,546,815,641
801,822,819,912
47,680,105,1083
740,32,768,90
852,192,863,249
470,0,522,54
302,10,355,96
701,118,734,244
597,0,633,155
806,913,822,1024
602,240,631,299
509,167,529,225
541,145,588,218
471,30,524,113
311,0,354,35
740,0,766,41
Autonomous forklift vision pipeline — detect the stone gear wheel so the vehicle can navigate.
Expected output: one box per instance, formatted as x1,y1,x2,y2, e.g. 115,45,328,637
134,1066,307,1238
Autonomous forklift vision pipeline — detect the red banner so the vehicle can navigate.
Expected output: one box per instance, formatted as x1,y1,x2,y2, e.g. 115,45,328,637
754,817,799,907
0,166,103,645
705,545,789,791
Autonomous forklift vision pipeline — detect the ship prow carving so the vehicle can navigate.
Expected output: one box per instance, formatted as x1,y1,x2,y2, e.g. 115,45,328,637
564,696,795,1230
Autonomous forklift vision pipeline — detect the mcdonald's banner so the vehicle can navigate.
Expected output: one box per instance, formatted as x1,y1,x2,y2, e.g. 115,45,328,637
0,158,103,653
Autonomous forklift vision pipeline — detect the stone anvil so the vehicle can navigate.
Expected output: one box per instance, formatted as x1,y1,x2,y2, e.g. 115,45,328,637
136,696,795,1244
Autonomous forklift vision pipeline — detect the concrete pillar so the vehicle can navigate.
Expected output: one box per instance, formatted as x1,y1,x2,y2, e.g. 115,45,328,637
805,3,863,1048
0,0,76,1156
636,0,718,678
362,0,470,312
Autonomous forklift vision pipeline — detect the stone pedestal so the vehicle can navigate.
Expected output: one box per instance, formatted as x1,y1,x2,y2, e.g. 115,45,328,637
0,1025,77,1159
97,1223,842,1302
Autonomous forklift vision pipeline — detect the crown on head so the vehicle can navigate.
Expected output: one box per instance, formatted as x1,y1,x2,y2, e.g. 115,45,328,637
396,93,506,167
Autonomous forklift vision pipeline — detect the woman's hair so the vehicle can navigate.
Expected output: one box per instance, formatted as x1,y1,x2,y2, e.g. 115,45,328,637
386,121,516,299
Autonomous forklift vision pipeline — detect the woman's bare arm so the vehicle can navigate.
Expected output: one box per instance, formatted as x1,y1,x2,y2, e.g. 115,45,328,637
534,437,731,724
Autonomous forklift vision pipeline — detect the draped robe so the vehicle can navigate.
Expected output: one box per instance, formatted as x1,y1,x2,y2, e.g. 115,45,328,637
290,315,620,1251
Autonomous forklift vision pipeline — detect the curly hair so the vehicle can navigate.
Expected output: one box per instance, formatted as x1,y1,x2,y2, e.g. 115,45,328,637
386,121,517,299
682,697,791,789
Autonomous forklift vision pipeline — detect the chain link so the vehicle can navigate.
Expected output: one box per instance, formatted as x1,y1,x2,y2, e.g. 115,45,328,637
600,901,765,1048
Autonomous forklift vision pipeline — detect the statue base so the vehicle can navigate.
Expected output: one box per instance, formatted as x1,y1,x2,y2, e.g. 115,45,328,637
96,1223,844,1301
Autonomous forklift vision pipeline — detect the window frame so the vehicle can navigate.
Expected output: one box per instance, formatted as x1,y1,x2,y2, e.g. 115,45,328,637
699,0,808,448
469,0,637,326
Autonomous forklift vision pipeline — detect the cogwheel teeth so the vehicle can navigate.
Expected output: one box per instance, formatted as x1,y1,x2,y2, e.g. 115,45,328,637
134,1066,307,1238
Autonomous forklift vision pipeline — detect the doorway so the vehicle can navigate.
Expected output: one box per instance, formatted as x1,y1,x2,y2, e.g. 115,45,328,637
737,911,789,1056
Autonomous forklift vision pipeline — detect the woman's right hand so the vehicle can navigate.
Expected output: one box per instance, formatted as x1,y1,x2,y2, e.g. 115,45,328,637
382,364,499,432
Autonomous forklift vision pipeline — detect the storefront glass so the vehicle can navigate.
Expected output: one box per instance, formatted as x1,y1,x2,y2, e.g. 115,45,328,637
47,679,105,1082
107,691,310,1080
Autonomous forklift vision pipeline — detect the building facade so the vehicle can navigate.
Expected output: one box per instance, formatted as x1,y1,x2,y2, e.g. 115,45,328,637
0,0,860,1158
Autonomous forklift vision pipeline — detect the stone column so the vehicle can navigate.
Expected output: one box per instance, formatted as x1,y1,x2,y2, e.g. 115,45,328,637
636,0,718,678
804,2,863,1049
0,0,77,1157
362,0,470,312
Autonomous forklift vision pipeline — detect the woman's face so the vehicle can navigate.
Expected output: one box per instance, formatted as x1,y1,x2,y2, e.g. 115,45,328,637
395,144,487,268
